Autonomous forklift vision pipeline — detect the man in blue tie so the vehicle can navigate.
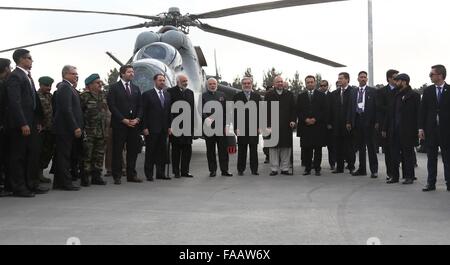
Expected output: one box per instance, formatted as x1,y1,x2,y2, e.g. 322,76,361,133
142,74,172,181
420,65,450,192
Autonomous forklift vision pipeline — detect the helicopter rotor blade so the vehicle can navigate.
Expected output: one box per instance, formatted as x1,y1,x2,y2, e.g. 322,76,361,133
0,23,153,54
190,0,347,19
196,23,345,67
0,6,159,20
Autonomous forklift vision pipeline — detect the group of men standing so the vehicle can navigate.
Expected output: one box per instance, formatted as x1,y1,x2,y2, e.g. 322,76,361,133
1,48,449,198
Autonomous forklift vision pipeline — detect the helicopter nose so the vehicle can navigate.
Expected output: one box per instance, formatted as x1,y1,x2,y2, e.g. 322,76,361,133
131,58,176,93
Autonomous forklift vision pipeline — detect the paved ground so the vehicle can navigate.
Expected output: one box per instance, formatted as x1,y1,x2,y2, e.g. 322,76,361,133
1,137,450,245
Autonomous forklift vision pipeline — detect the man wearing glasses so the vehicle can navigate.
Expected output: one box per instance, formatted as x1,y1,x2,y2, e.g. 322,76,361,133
318,80,336,171
5,49,47,197
420,65,450,192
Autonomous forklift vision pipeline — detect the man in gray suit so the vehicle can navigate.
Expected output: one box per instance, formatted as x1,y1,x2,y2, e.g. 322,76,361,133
53,65,83,191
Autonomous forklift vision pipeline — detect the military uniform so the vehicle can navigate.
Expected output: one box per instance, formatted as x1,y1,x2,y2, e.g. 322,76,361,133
80,89,108,185
37,89,54,176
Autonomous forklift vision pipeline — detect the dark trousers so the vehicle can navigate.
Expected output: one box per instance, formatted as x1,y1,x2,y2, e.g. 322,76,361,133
383,142,394,178
303,146,322,172
144,133,168,178
391,132,415,181
335,134,355,171
237,143,258,173
171,142,192,176
70,137,83,179
55,134,76,188
326,129,336,168
0,128,7,189
7,127,40,193
426,145,450,186
112,127,139,180
205,136,229,173
354,117,378,174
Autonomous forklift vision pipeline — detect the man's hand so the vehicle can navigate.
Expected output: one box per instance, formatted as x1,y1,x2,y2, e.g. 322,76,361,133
236,129,241,136
143,129,149,136
21,125,31,137
74,128,82,138
290,122,296,129
419,129,425,140
168,128,172,136
327,124,333,130
37,124,43,133
310,118,316,125
129,119,139,127
122,119,131,127
346,123,352,132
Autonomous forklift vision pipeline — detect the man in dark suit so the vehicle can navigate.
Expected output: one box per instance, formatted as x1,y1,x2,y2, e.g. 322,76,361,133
330,72,356,174
167,74,195,179
202,78,233,177
233,77,261,176
5,49,46,197
107,65,143,185
0,58,12,197
377,69,399,180
420,65,450,192
142,74,172,180
297,76,328,176
319,80,336,170
382,74,420,184
53,65,83,191
347,71,379,178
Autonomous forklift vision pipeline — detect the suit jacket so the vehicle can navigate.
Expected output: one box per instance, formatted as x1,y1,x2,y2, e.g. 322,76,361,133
167,86,194,144
107,81,143,129
202,90,228,132
419,83,450,147
377,85,398,128
0,80,6,128
233,91,262,145
5,68,42,129
330,86,355,137
265,89,296,148
53,80,83,135
347,86,379,128
142,88,172,134
296,90,327,147
384,87,420,147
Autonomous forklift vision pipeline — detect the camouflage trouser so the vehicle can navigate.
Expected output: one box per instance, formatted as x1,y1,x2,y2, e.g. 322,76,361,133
83,136,106,174
39,130,55,170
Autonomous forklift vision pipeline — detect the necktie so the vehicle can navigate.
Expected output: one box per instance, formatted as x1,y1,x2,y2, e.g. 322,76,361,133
341,89,345,104
27,71,36,110
437,87,443,103
309,91,313,101
245,92,250,101
125,82,131,96
357,88,364,113
158,90,165,108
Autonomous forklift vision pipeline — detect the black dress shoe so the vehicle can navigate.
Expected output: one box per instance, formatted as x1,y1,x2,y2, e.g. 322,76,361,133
157,176,171,180
174,175,181,179
222,172,233,177
183,174,194,178
281,171,293,176
330,165,336,171
447,186,450,192
80,178,90,187
422,185,436,192
332,169,344,174
315,171,321,176
252,172,259,176
371,173,378,179
60,186,80,191
0,190,12,197
146,177,154,182
349,169,356,175
387,179,399,184
114,179,122,185
303,171,311,176
264,158,270,164
91,178,107,185
127,177,143,183
40,176,52,184
270,171,278,176
402,179,414,185
352,170,367,176
238,171,244,176
209,172,217,177
104,171,112,177
13,191,35,198
32,187,50,194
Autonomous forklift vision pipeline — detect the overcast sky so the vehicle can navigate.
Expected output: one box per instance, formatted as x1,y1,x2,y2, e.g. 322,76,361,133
1,0,449,90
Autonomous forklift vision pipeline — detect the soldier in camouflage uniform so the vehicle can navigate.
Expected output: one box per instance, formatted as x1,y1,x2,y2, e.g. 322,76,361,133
79,74,107,186
37,76,55,184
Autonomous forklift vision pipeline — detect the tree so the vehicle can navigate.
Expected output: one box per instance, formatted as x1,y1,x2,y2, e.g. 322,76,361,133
106,68,119,86
289,71,304,96
315,73,322,90
263,67,282,90
232,76,242,90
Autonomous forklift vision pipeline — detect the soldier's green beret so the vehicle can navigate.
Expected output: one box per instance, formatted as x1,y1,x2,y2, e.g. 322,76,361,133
85,73,100,86
38,76,54,86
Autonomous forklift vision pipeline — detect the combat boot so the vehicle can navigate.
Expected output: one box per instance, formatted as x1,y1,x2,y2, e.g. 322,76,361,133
91,170,106,185
80,170,90,187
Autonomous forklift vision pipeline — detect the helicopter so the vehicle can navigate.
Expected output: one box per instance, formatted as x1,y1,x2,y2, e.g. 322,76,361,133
0,0,347,99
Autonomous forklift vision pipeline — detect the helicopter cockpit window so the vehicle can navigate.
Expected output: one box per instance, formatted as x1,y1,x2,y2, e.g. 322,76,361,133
134,42,182,71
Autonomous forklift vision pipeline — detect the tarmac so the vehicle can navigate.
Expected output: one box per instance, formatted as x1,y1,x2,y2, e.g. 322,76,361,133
1,137,450,245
